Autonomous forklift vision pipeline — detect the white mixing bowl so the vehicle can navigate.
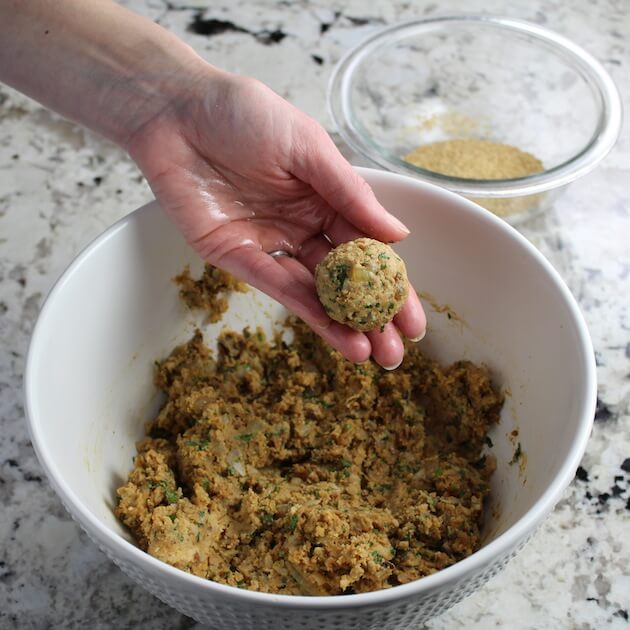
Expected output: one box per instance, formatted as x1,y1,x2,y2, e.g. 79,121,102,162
24,167,595,628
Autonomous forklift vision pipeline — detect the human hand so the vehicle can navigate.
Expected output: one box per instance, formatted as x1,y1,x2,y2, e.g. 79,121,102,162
127,68,426,368
0,0,424,366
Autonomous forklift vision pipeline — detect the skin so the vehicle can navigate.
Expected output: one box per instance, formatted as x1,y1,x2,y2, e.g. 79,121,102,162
0,0,426,368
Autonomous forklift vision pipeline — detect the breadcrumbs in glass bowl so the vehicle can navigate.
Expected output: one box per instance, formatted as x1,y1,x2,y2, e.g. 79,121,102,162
329,15,621,223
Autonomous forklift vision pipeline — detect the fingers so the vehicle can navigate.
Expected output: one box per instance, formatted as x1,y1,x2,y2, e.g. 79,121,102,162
366,323,405,370
218,246,371,363
313,321,371,364
297,225,426,362
326,217,427,342
218,245,327,328
362,287,426,367
297,234,332,272
272,253,314,288
297,216,364,271
325,214,365,246
289,120,409,242
302,217,426,341
272,255,372,363
394,285,427,341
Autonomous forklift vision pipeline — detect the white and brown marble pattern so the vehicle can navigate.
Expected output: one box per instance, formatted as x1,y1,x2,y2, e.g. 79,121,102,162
0,0,628,628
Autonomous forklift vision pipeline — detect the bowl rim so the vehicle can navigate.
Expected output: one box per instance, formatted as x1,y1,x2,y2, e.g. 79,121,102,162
24,167,596,609
328,15,623,198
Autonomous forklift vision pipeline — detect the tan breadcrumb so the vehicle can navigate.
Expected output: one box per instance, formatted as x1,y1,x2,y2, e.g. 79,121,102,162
404,139,543,181
404,139,545,218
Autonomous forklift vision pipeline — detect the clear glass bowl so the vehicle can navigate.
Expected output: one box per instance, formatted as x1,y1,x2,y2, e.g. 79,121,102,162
329,15,622,223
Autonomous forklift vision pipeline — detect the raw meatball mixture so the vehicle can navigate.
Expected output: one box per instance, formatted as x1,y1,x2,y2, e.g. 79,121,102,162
315,238,409,332
175,263,248,322
115,267,503,596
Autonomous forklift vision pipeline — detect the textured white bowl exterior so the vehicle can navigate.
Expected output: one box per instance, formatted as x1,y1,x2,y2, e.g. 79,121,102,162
24,168,596,628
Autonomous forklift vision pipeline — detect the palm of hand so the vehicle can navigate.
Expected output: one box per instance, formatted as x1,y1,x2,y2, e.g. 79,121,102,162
129,75,425,367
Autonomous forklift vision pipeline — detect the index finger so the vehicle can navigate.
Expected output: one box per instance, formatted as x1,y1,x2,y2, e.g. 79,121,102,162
289,120,410,242
215,245,372,364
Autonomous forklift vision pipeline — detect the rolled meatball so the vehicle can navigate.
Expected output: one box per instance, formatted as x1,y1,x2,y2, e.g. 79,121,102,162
315,238,409,332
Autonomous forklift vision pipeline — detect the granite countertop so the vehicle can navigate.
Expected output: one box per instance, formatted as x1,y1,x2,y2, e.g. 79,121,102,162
1,0,628,628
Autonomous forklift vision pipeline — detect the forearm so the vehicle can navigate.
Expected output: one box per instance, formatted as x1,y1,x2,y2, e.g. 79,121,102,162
0,0,212,146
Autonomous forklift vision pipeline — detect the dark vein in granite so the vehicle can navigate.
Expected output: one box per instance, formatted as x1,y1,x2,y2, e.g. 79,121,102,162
574,458,630,512
594,397,613,422
575,465,589,482
187,14,287,45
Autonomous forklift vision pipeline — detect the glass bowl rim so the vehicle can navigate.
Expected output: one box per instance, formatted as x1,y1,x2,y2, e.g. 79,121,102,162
328,14,623,198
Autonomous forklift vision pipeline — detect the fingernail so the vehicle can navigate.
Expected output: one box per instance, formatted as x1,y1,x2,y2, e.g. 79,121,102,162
409,329,426,342
382,358,403,371
386,214,410,235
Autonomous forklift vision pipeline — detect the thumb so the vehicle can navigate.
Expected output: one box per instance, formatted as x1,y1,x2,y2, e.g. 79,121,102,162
290,119,410,242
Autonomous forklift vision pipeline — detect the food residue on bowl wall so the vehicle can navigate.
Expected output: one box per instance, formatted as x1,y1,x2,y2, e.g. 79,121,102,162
175,264,248,323
416,290,466,326
508,428,527,476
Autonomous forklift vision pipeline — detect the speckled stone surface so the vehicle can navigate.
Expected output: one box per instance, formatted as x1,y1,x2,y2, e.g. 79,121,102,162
1,1,629,628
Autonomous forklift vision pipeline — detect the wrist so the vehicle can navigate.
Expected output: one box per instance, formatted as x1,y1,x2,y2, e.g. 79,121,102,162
98,33,216,149
123,58,236,158
0,0,224,150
